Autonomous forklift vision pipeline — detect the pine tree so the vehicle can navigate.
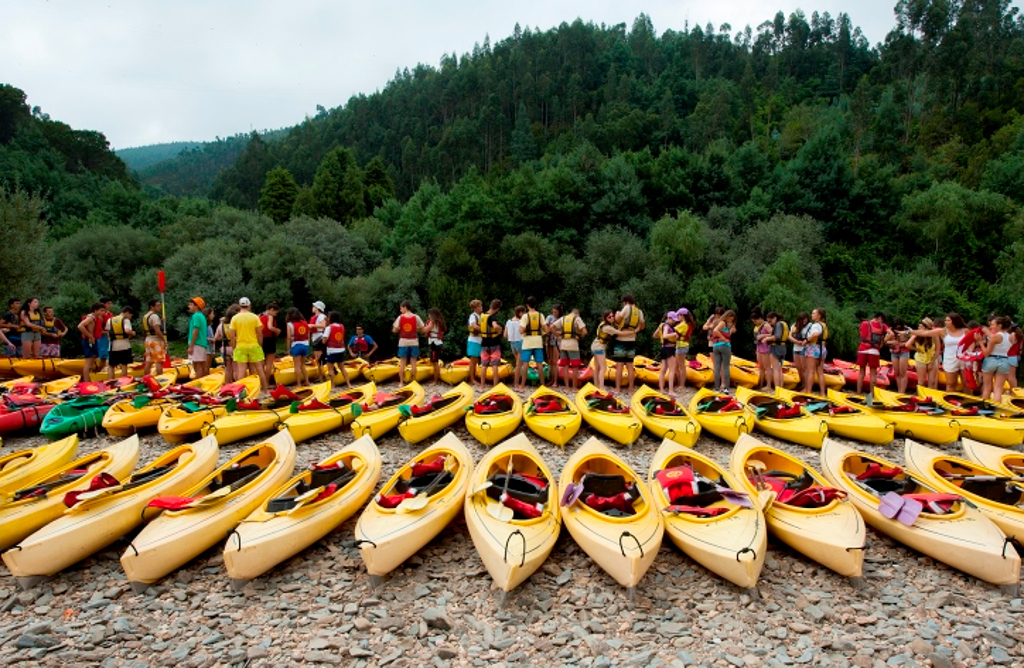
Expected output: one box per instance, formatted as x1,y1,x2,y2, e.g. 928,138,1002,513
311,147,365,224
258,167,299,223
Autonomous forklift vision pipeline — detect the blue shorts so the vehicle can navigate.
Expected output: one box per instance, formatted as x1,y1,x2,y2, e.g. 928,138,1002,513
290,343,310,357
592,349,605,356
510,341,523,355
82,339,100,358
466,341,482,358
325,352,346,364
520,348,544,363
982,356,1011,375
97,335,110,361
398,345,419,360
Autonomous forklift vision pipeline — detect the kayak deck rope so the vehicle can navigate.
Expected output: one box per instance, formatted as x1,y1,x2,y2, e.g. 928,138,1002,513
619,531,643,558
503,529,526,567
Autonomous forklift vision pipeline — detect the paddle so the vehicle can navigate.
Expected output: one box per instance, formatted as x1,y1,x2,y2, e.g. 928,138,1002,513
942,474,1024,483
487,455,515,522
397,456,456,513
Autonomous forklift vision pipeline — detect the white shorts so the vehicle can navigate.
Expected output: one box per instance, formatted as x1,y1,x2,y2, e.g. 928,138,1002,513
189,345,208,363
942,358,962,374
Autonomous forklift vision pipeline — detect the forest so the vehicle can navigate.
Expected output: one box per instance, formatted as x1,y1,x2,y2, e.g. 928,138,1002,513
1,1,1023,359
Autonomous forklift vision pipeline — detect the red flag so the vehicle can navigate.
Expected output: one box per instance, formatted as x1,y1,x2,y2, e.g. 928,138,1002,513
157,270,166,293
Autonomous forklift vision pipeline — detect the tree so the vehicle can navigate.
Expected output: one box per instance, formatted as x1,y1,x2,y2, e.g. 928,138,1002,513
311,147,365,224
509,102,538,164
363,156,396,213
0,186,47,297
258,167,299,223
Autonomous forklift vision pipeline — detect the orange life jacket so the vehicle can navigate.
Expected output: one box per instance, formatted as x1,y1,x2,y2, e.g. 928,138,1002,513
327,323,346,347
399,314,418,338
292,320,310,343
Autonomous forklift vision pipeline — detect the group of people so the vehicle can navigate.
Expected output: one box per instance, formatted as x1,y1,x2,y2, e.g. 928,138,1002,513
1,298,69,360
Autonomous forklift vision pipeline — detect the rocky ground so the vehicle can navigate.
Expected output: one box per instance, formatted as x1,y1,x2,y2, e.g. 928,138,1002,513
0,378,1021,668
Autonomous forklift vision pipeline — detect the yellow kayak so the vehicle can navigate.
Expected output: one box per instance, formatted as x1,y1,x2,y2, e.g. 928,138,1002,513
121,430,297,590
650,437,766,590
0,436,79,496
363,358,401,384
224,434,382,587
0,358,20,378
919,387,1024,422
828,388,960,445
4,437,219,585
464,433,560,591
399,359,434,384
630,385,701,446
731,434,865,577
157,375,261,443
397,382,475,444
728,358,760,389
272,356,323,386
0,436,140,551
775,387,893,444
731,355,799,389
279,381,376,444
682,356,714,387
476,361,514,383
103,373,225,437
465,383,524,447
201,381,331,445
11,358,64,379
559,437,663,589
354,433,472,580
350,382,425,440
523,386,581,447
575,382,642,446
39,376,81,398
331,359,368,385
962,437,1024,477
688,387,752,443
439,358,472,385
876,386,1021,447
735,386,828,448
820,438,1020,588
0,376,35,392
631,356,662,386
903,438,1024,545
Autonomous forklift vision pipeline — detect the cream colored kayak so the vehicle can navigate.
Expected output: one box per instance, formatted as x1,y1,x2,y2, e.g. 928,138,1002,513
464,434,560,591
350,382,425,440
904,439,1024,545
631,385,701,446
279,381,376,444
3,437,219,585
0,436,79,496
120,430,297,590
820,438,1020,587
102,373,225,437
0,436,140,551
961,437,1024,477
828,388,960,445
465,383,524,447
272,356,323,386
559,437,663,589
397,383,475,444
157,375,261,443
354,433,472,579
775,387,893,444
649,438,766,589
523,386,581,447
731,434,865,577
224,434,382,586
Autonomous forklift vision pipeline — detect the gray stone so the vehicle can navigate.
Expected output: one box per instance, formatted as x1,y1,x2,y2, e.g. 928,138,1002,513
926,654,954,668
990,647,1012,665
437,648,458,660
423,607,453,631
909,638,933,655
349,646,373,658
14,634,56,649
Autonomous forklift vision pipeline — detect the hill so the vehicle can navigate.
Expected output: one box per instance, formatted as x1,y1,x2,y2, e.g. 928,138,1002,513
116,141,202,172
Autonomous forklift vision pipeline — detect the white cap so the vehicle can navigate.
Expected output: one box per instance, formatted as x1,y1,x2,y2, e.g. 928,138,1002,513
312,301,326,311
239,297,251,307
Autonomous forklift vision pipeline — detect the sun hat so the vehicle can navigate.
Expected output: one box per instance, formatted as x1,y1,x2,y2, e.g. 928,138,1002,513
239,297,252,307
312,301,326,312
190,297,205,310
920,317,934,328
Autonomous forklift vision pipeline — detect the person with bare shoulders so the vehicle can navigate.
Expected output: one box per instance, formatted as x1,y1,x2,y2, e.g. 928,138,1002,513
709,310,736,393
77,303,105,381
856,312,888,400
230,297,270,397
981,316,1013,403
259,302,281,387
612,294,645,394
142,300,166,376
39,306,67,358
423,308,446,384
907,317,939,389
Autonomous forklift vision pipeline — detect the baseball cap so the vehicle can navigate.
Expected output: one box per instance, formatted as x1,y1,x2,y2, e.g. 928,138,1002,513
667,311,680,322
239,297,251,307
313,301,326,311
675,308,690,318
190,297,205,310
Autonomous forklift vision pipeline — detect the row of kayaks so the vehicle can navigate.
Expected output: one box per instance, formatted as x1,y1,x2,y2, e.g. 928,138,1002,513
1,429,1020,593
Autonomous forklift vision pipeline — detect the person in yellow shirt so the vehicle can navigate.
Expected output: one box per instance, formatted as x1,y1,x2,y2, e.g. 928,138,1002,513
229,297,270,396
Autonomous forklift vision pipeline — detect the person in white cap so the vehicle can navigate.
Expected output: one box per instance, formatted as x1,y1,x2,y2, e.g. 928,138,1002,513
673,308,696,392
310,301,328,371
229,297,270,396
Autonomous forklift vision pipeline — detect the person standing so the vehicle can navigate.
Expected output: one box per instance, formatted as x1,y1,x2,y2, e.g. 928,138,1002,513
213,305,240,383
466,300,484,389
478,300,504,389
856,313,888,401
1,299,22,356
393,301,425,384
765,312,787,391
553,308,587,391
505,306,525,384
18,297,45,359
613,294,645,394
259,302,281,387
516,296,547,392
347,325,378,360
141,300,167,377
96,297,114,375
229,297,270,396
981,316,1013,403
285,307,312,387
751,308,772,390
710,310,735,393
324,311,353,388
106,306,135,379
673,308,695,392
40,306,67,358
908,317,940,389
186,297,209,379
77,303,105,381
423,308,447,384
545,304,562,384
885,318,913,393
309,301,328,372
656,311,680,393
591,310,620,392
803,309,827,395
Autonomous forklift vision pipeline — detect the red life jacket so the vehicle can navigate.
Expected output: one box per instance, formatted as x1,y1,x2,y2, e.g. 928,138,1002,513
398,314,418,338
81,313,103,340
292,320,310,343
326,323,346,347
351,336,368,353
259,313,276,337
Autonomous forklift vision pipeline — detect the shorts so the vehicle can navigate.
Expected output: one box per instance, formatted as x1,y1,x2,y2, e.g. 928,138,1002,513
891,351,910,360
97,335,110,361
397,345,419,360
856,351,880,369
325,352,346,364
805,344,823,360
20,331,40,343
467,341,482,358
771,345,786,360
520,347,544,364
233,343,265,364
942,358,963,374
558,349,582,367
1011,356,1019,368
429,342,444,364
189,345,208,363
312,338,326,353
676,346,690,357
40,343,60,358
82,339,99,359
145,337,167,360
109,348,133,367
261,337,278,355
611,343,636,364
481,345,501,365
290,343,311,357
660,345,676,361
982,356,1011,375
510,341,523,355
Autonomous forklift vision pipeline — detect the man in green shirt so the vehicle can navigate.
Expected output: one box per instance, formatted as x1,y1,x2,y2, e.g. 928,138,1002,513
187,297,210,378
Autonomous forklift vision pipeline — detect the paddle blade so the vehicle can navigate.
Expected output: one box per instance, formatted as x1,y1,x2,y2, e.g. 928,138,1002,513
396,494,429,513
487,498,514,522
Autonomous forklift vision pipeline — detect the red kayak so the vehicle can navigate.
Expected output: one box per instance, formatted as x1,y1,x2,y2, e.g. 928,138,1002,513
0,403,55,435
829,359,891,388
557,364,593,384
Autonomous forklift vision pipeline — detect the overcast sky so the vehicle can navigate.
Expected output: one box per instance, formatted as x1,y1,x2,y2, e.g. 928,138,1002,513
4,0,915,149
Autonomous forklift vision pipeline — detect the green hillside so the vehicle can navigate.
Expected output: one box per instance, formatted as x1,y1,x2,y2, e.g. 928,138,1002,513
116,142,202,172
